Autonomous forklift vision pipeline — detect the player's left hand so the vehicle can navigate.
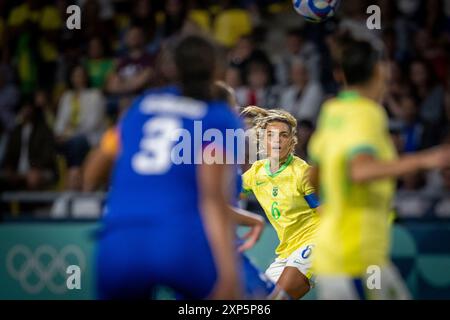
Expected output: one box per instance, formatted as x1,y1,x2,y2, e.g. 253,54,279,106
237,217,265,252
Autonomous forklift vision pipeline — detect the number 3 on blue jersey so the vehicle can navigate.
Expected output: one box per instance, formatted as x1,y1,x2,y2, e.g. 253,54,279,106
132,116,181,175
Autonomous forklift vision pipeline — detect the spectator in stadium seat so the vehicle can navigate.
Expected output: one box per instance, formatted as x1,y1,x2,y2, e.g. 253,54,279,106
83,36,114,90
386,89,441,152
161,0,188,39
225,64,243,90
389,125,405,156
275,28,321,86
235,59,279,108
80,0,115,44
0,100,58,191
384,61,410,103
412,28,448,83
228,35,272,85
34,88,56,130
295,120,314,161
279,58,324,123
7,0,62,92
129,0,160,54
0,64,19,166
409,59,445,128
106,25,156,98
105,25,157,117
392,0,422,62
114,0,160,58
382,27,400,62
55,64,106,190
0,65,19,134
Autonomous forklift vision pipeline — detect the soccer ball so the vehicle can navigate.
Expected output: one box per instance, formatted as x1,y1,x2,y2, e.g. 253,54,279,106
293,0,340,23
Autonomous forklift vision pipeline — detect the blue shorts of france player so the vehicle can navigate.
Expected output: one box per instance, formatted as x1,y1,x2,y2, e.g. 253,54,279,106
240,254,275,299
233,237,275,299
172,237,274,300
96,224,274,300
175,253,275,300
96,222,217,300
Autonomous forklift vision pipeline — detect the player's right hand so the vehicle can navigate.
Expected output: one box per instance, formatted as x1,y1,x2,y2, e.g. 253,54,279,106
237,216,265,253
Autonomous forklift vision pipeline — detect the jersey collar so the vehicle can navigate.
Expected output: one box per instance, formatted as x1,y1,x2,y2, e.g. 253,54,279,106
264,154,294,178
338,91,360,101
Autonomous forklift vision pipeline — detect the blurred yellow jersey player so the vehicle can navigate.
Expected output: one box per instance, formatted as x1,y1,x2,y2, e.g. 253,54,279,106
241,106,320,299
309,92,396,276
309,36,450,300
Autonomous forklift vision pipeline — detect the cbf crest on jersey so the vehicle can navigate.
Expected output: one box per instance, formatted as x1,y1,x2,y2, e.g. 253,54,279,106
272,186,279,197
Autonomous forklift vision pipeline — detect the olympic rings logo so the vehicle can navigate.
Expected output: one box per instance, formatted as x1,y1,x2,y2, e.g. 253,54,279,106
6,245,86,294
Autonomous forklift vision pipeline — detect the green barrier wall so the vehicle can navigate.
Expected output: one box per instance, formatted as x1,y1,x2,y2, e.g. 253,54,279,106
1,221,449,299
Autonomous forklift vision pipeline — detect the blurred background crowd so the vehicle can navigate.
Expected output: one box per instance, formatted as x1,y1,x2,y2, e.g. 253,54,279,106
0,0,450,219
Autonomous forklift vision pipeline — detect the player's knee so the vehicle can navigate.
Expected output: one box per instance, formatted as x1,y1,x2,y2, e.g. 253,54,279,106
276,267,311,299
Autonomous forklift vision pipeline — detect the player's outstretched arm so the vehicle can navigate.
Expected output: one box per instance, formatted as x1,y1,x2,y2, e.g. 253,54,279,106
198,159,242,300
82,148,115,192
82,128,120,192
229,206,265,252
350,145,450,183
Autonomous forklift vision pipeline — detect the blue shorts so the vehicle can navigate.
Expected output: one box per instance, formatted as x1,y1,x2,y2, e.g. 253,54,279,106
240,254,275,299
96,223,217,300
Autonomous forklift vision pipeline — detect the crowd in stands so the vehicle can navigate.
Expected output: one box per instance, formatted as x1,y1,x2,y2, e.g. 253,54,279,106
0,0,449,218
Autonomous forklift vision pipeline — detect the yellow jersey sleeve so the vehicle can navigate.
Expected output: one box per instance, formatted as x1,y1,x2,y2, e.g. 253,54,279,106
300,165,315,196
100,127,120,158
298,163,320,209
242,164,255,194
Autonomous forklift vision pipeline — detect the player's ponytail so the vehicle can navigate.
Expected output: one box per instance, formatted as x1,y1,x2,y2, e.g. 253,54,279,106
213,81,238,111
240,105,270,127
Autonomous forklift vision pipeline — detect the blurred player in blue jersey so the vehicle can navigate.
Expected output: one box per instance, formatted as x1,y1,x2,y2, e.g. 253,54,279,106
213,81,292,300
95,36,243,300
86,76,290,299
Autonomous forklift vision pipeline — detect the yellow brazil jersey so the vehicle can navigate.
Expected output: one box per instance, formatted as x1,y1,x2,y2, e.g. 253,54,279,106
100,127,120,157
308,91,398,276
242,154,320,259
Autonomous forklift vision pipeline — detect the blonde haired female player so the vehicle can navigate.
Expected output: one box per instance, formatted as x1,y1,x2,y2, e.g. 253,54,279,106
241,106,320,299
